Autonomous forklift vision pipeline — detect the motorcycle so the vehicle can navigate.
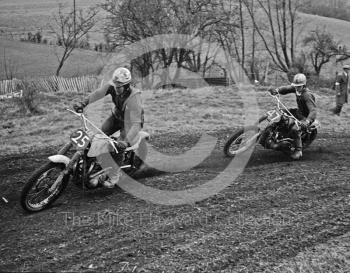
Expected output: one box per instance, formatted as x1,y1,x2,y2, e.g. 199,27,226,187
21,109,149,212
223,93,320,158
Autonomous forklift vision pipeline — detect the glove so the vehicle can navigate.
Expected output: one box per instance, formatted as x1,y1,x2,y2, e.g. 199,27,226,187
300,119,310,129
268,87,279,96
116,140,129,151
73,101,85,113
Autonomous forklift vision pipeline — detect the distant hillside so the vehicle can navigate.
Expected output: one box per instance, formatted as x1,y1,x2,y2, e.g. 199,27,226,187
299,12,350,46
1,5,350,80
0,39,109,80
0,0,104,43
301,0,350,22
298,12,350,75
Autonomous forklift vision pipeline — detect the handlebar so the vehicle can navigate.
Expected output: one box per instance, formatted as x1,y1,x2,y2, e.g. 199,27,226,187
66,109,122,153
267,93,302,128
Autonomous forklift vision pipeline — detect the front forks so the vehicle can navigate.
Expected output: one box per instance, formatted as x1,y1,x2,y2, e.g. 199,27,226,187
48,150,83,192
58,142,73,155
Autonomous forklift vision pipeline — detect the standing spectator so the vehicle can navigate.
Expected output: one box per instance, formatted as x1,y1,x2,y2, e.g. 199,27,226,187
332,64,350,115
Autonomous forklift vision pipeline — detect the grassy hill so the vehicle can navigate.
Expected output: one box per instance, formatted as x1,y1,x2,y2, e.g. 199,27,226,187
0,39,110,79
0,0,104,43
298,12,350,76
1,0,350,80
299,12,350,46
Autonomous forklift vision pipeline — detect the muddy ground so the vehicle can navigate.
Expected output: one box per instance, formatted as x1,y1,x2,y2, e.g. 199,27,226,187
0,131,350,272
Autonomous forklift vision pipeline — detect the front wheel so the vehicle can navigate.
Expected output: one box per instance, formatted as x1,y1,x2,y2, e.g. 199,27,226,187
20,162,70,212
223,126,259,158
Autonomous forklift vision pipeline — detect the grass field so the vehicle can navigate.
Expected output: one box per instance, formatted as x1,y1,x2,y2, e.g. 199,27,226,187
1,0,350,80
0,86,349,155
1,86,350,272
0,0,102,37
0,39,110,79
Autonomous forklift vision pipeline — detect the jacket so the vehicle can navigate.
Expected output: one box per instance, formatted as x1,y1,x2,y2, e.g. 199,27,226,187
334,71,349,105
277,85,317,122
83,83,143,144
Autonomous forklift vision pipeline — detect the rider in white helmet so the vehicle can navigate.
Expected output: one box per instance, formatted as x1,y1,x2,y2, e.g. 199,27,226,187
73,67,144,187
269,73,317,160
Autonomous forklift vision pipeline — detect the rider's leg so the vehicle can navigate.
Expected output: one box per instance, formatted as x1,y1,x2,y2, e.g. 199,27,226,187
100,114,124,188
101,114,123,136
289,122,302,160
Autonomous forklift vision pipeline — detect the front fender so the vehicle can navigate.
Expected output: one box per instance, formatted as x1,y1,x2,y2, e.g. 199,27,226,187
48,155,70,166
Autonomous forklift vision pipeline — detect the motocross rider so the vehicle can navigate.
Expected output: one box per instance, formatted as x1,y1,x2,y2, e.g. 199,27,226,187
269,73,317,160
73,67,144,188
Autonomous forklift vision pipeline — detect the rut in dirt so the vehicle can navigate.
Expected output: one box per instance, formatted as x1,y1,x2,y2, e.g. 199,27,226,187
0,132,349,272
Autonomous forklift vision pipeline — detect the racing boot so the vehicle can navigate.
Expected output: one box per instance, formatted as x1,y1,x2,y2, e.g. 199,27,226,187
101,168,122,188
290,149,302,160
290,134,302,160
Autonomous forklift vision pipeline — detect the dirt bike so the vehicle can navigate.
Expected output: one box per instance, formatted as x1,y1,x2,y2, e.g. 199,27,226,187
223,93,320,158
20,109,149,213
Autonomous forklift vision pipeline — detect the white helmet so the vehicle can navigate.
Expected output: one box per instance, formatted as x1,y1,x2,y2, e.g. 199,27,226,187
291,73,306,87
111,67,131,87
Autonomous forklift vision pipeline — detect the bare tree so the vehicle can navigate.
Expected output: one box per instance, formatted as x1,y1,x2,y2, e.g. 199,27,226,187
50,4,98,76
214,0,266,82
101,0,223,84
243,0,303,73
336,45,350,63
303,27,341,76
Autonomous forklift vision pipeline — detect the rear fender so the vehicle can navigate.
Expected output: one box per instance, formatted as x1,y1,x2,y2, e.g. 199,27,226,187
48,155,70,166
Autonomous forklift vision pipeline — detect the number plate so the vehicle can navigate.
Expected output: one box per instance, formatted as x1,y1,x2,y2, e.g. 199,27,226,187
70,129,90,150
266,110,281,123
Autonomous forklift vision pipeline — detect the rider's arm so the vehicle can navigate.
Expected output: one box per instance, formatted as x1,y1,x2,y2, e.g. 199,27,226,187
82,84,111,106
276,85,295,95
125,95,143,145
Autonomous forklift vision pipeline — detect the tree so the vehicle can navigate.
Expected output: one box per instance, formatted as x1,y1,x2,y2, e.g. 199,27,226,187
303,27,341,76
336,45,350,63
100,0,223,85
50,4,98,76
243,0,303,73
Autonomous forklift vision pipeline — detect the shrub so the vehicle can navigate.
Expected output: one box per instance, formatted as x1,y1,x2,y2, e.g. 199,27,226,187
308,75,335,90
14,80,43,115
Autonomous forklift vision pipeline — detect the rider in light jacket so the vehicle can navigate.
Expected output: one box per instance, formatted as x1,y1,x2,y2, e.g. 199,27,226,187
269,73,317,160
73,67,144,187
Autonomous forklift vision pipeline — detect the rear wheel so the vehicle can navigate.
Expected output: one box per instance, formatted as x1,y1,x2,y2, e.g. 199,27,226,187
224,126,259,158
20,162,69,212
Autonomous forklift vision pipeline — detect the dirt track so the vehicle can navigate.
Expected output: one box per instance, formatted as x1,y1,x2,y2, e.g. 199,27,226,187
1,131,350,272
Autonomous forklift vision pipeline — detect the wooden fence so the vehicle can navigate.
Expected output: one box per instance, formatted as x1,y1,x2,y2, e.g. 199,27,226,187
0,75,100,95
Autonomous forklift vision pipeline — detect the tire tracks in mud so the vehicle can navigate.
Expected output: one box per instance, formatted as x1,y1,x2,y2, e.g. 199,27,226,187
1,132,350,272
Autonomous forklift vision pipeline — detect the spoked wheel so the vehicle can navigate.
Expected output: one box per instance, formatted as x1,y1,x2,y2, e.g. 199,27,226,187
223,126,259,158
20,162,70,212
